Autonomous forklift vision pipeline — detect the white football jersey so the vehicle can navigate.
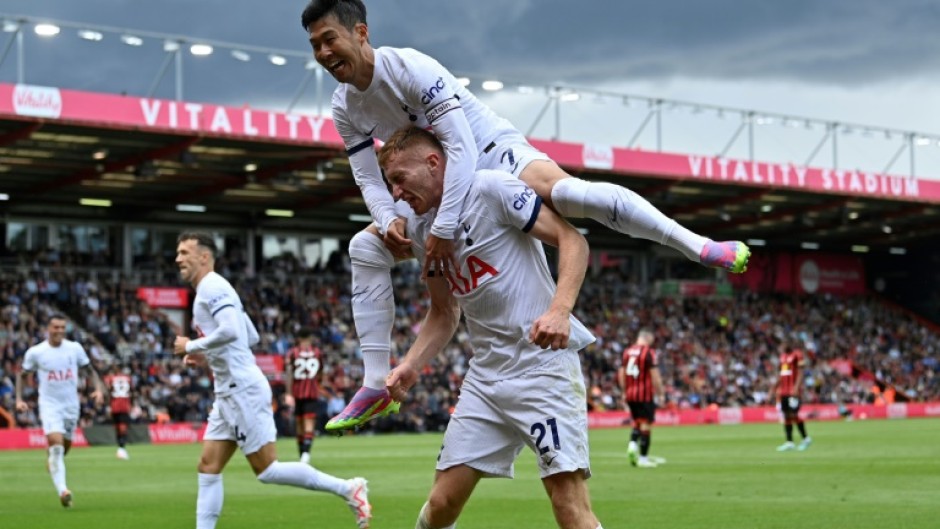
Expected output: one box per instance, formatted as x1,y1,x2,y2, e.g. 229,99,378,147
190,272,267,395
408,170,595,381
332,46,519,238
22,339,89,412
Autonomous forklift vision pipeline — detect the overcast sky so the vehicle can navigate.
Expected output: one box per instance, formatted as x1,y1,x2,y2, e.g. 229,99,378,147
3,0,940,177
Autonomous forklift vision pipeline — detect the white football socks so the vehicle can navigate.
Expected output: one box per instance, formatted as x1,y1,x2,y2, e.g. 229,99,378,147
349,231,396,390
551,177,707,262
196,473,223,529
47,444,67,494
415,501,457,529
257,461,348,496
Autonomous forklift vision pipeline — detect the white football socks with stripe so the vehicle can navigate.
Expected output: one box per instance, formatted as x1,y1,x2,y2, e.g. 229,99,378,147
551,177,707,262
349,231,396,390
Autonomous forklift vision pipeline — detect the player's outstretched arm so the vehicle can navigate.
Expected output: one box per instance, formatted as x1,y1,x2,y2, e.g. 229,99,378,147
526,206,589,350
387,275,460,401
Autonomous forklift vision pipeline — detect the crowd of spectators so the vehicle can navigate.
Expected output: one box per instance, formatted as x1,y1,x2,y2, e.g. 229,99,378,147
2,253,938,435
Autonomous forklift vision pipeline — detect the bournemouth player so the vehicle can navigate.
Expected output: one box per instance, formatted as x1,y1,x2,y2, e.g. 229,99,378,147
301,0,751,432
382,127,605,529
104,364,133,460
285,328,324,464
173,232,371,529
617,330,664,468
15,315,105,508
773,341,812,451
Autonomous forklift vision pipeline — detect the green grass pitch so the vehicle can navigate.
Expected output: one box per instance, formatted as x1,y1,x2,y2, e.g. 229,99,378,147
1,419,938,528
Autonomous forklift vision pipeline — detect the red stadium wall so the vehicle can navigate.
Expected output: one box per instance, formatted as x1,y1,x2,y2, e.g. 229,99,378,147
728,252,866,294
587,402,940,428
0,423,206,450
2,403,938,449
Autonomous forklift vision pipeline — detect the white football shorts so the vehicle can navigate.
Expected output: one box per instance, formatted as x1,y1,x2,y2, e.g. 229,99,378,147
476,133,552,177
437,352,591,479
39,403,79,438
203,381,277,455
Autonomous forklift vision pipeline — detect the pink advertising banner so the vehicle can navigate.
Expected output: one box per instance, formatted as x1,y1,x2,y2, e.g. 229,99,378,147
586,401,940,429
0,427,89,450
2,403,939,449
791,253,866,295
0,83,342,146
0,424,204,450
136,287,190,308
2,82,939,203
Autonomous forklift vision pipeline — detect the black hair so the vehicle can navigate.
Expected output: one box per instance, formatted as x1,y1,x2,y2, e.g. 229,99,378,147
177,231,218,258
301,0,367,31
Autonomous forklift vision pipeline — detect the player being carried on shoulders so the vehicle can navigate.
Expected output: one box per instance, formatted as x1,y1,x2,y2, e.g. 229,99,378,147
300,0,751,431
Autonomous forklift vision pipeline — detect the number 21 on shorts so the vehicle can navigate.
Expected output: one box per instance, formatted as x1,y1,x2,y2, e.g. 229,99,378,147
530,417,561,454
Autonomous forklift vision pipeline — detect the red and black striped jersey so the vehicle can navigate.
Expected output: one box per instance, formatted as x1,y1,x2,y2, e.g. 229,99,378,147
622,344,657,402
777,349,804,397
286,345,323,400
105,373,132,414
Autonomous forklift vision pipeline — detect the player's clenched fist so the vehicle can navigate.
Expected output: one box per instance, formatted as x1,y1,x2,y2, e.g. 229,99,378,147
528,307,571,350
173,336,190,355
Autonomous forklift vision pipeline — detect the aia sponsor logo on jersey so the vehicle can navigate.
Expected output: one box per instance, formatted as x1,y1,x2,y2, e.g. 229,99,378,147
512,187,535,210
47,369,75,382
445,255,499,295
421,77,446,104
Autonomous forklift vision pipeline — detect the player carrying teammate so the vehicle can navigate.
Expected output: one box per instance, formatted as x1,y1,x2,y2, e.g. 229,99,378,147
285,328,324,464
383,126,605,529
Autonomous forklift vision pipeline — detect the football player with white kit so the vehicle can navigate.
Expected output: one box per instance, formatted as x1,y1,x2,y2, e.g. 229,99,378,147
381,126,605,529
16,315,105,508
172,232,371,529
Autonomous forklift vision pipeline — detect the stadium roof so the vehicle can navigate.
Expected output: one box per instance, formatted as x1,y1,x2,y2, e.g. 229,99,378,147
2,83,939,253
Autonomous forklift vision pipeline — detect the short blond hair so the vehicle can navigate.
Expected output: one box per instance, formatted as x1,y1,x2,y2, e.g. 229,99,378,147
377,126,444,169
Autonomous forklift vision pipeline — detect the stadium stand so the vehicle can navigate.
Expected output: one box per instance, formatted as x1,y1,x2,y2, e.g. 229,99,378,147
1,80,939,435
4,256,938,434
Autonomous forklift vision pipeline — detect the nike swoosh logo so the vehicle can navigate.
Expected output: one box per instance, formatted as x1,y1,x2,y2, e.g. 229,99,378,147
366,125,377,136
608,198,621,225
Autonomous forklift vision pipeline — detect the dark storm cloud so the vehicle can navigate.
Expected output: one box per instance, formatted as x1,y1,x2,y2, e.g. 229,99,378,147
369,0,940,85
3,0,940,103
